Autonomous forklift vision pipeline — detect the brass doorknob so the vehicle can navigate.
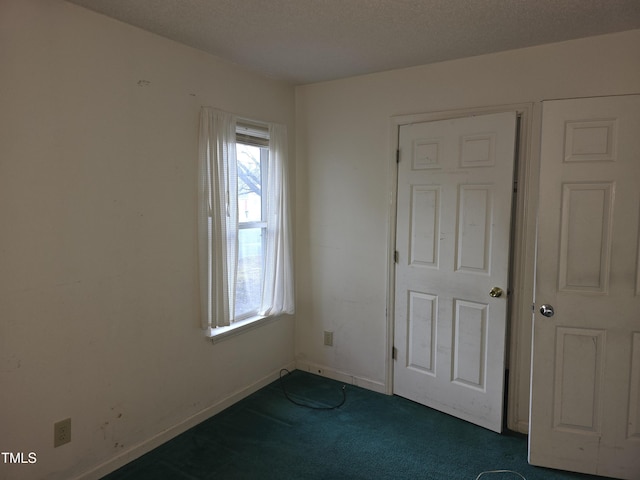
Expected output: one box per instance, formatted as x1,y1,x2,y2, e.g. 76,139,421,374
489,287,504,298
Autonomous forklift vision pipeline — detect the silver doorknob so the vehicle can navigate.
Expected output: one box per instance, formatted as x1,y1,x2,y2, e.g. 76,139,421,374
540,304,555,317
489,287,504,298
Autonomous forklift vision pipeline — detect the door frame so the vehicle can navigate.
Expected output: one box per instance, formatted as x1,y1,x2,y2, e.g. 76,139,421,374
385,103,539,433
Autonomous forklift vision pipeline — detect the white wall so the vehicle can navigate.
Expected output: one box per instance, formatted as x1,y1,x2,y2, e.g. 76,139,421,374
0,1,295,479
294,29,640,423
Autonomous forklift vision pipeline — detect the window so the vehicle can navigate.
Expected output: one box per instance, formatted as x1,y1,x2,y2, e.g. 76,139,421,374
198,108,294,335
235,126,268,319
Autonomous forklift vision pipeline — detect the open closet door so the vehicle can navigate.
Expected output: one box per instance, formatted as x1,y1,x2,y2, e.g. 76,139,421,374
529,95,640,479
393,111,517,433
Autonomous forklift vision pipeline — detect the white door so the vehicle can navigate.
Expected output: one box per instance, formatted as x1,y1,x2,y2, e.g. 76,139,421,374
529,95,640,479
393,112,517,433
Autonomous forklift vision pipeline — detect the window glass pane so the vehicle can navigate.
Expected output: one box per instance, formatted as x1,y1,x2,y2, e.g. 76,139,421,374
235,227,264,318
237,143,263,222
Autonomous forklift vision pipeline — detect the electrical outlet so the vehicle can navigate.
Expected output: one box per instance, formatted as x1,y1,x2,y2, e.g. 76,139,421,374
323,331,333,346
54,418,71,448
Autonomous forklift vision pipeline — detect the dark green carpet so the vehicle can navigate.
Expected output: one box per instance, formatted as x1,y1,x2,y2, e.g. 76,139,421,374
102,370,605,480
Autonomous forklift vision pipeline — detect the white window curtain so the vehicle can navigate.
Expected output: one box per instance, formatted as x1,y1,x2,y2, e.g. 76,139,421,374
260,123,294,316
198,107,294,331
198,108,238,329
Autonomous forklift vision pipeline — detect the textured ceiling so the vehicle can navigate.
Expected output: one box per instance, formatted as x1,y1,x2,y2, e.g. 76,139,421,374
66,0,640,85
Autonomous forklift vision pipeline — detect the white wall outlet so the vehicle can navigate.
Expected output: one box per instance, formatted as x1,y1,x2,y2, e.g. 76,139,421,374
323,331,333,346
54,418,71,448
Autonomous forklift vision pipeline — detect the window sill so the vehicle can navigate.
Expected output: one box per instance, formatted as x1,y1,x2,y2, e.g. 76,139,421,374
206,314,281,343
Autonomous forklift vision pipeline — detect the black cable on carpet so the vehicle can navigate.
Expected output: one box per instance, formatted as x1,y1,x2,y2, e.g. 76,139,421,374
279,369,346,410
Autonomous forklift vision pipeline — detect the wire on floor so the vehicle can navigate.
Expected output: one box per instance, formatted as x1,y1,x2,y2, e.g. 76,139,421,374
279,369,346,410
475,470,527,480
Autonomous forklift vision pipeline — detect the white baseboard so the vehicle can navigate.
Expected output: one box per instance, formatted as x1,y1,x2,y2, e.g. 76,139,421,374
74,361,296,480
295,360,387,394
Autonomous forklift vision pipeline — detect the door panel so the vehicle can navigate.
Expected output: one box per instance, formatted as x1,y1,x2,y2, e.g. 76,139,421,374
529,95,640,479
394,112,517,433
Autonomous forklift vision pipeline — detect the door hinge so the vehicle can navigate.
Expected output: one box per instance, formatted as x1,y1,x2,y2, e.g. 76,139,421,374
394,250,399,263
392,346,397,360
396,149,400,163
